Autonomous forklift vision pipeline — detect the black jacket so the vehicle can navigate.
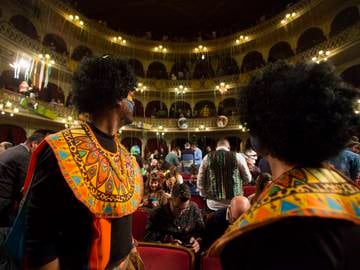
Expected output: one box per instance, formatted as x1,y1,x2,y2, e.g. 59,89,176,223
0,144,30,227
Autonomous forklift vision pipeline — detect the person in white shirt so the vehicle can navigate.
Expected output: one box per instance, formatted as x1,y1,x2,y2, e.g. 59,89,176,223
197,138,251,211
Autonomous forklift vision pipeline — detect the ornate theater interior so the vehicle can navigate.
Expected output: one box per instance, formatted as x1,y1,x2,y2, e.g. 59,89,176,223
0,0,359,269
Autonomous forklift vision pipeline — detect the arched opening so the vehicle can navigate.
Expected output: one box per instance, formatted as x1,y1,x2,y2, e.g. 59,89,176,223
330,7,360,37
226,136,242,152
169,101,192,118
38,82,65,104
297,27,326,53
145,138,168,155
341,65,360,88
170,61,190,80
10,15,38,40
241,51,265,72
145,101,168,118
146,61,168,79
218,98,239,116
216,57,239,76
0,124,27,145
268,41,294,62
71,45,93,61
193,100,216,117
0,69,20,92
193,60,215,79
128,58,145,77
43,33,68,55
121,137,142,152
133,99,144,117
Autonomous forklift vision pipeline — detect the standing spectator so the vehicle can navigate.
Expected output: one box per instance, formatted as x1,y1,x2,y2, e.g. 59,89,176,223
192,143,203,170
197,138,251,211
22,57,144,269
165,147,180,167
209,61,360,270
144,183,205,254
181,143,195,174
0,133,44,230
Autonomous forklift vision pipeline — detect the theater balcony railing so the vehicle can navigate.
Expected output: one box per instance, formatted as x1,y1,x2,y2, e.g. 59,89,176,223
1,20,359,94
0,88,243,132
45,0,322,55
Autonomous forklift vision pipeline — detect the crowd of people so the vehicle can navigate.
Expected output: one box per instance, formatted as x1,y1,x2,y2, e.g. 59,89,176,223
0,57,359,270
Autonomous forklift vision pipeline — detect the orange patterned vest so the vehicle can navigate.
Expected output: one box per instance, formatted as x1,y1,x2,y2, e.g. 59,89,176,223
209,167,360,255
45,123,143,269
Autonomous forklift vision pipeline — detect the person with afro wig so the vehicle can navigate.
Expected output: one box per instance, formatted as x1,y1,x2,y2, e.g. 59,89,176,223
18,57,144,269
209,61,360,270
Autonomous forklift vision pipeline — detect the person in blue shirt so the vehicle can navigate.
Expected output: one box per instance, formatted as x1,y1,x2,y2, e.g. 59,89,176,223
329,148,360,181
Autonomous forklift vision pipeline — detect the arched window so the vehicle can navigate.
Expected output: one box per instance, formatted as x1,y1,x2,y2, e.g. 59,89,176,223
218,98,239,116
241,51,265,72
341,65,360,87
169,101,192,118
297,27,326,53
43,33,68,55
193,61,215,79
216,57,239,76
38,82,65,104
133,99,144,117
10,15,38,40
146,61,168,79
268,42,294,62
0,124,27,145
128,59,145,77
145,101,168,118
330,7,360,36
170,61,190,80
193,100,216,117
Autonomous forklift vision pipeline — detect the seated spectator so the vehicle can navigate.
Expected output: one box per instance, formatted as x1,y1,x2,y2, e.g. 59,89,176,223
328,146,360,181
163,166,183,195
204,196,250,248
248,173,272,204
144,183,205,254
0,142,13,154
181,143,194,174
142,171,169,209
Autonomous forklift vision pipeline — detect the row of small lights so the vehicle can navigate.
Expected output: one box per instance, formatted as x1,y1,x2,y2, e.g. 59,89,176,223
196,124,209,132
61,116,79,128
215,82,230,95
0,101,19,117
65,9,299,53
68,14,84,26
112,36,127,45
39,54,55,65
281,12,297,25
312,50,331,64
154,45,167,53
175,85,187,95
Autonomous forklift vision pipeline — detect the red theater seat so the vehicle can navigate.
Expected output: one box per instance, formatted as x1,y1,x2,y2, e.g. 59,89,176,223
137,242,195,270
132,209,149,241
201,256,222,270
243,185,256,197
190,195,206,209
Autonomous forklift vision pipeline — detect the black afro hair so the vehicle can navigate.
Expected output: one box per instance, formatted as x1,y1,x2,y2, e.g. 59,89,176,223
72,56,136,114
240,61,360,167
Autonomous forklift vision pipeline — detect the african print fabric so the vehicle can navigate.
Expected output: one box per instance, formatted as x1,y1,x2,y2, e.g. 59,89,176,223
45,122,143,218
208,167,360,255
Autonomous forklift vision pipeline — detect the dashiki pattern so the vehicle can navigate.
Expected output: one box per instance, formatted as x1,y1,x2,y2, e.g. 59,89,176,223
45,122,143,218
209,167,360,255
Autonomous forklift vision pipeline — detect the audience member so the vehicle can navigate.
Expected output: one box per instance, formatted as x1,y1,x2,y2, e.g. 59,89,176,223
0,142,13,154
144,183,205,254
165,147,180,167
328,145,360,181
0,133,44,230
197,138,251,210
209,61,360,270
181,143,195,174
192,143,203,169
142,170,168,209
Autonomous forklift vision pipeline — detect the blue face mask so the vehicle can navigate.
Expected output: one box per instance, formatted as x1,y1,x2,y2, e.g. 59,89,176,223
127,99,135,112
